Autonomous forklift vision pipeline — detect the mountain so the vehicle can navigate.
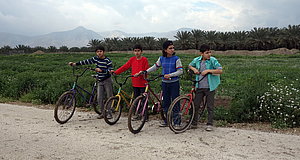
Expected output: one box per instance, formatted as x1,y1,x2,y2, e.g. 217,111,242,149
99,28,194,40
0,27,193,48
0,26,103,48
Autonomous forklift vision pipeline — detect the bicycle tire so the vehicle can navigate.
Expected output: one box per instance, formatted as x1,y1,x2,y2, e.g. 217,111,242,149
54,91,76,124
167,95,195,134
103,96,122,125
128,95,147,134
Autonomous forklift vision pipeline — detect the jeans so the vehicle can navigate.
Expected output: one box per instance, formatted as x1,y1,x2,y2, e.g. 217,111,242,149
97,77,113,114
192,88,215,126
162,81,180,122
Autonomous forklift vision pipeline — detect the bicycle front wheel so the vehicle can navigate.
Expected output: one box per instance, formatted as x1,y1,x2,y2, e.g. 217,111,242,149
54,91,76,124
167,95,195,134
128,95,147,134
103,96,122,125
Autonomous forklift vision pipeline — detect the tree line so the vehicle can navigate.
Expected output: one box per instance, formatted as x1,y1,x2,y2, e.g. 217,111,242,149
1,24,299,55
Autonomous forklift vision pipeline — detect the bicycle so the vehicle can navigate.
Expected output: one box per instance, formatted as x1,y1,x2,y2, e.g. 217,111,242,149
54,67,101,124
103,74,134,125
167,71,209,133
128,73,165,134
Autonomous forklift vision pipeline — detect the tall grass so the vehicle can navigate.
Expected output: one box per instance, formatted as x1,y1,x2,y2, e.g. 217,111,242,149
1,52,300,127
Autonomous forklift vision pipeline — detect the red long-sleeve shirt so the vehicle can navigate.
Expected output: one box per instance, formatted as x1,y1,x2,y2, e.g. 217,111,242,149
114,56,149,87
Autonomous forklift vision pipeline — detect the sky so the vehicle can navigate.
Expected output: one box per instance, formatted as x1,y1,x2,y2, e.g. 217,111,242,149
0,0,300,36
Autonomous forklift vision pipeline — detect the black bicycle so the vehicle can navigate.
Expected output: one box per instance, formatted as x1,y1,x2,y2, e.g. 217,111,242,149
54,67,101,124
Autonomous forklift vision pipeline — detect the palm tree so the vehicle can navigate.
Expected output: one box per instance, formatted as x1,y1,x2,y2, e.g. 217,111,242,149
191,29,205,49
0,45,12,54
203,31,219,50
87,39,102,49
156,38,168,50
174,31,192,50
141,36,156,50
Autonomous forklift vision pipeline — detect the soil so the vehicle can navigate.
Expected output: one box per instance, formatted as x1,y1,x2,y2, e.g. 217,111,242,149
1,103,300,160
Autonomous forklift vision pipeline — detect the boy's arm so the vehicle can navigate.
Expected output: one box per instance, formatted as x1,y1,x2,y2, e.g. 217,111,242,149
168,59,183,77
188,58,200,74
146,57,161,73
76,57,96,66
114,59,132,75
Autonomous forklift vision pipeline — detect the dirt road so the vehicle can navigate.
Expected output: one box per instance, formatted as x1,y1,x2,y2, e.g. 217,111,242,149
1,103,300,160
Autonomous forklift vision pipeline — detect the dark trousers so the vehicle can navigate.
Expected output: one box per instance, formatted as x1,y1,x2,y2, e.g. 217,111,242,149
192,88,215,126
162,81,180,115
133,87,146,98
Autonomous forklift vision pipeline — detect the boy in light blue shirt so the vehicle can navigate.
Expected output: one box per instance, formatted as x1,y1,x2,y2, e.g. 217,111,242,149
188,44,223,131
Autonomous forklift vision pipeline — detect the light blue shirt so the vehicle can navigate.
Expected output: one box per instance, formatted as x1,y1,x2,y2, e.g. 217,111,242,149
189,56,222,91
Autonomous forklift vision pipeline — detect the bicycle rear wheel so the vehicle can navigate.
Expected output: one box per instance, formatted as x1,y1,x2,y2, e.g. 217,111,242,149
54,91,76,124
103,96,122,125
128,95,147,134
167,95,195,134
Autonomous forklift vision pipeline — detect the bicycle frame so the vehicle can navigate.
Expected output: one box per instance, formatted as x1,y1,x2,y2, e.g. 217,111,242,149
69,67,101,106
110,75,134,111
136,75,162,116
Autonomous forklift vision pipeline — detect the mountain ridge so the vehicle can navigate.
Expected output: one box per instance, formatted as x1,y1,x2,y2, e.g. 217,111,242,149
0,26,193,48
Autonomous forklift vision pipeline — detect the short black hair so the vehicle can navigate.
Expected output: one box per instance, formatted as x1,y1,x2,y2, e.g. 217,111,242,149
95,46,105,52
162,40,175,57
133,44,143,51
199,44,210,53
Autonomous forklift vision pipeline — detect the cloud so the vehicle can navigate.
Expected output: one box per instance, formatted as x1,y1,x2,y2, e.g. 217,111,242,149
0,0,299,36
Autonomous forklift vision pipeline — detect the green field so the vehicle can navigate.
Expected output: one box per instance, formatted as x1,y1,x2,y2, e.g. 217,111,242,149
1,52,299,127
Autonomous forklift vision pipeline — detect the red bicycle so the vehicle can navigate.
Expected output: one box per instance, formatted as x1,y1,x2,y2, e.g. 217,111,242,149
167,71,209,133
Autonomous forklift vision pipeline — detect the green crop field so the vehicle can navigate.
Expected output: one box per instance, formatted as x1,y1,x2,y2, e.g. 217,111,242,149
1,52,299,127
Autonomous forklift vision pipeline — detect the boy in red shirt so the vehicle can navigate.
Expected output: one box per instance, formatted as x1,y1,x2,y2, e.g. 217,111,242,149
113,44,149,98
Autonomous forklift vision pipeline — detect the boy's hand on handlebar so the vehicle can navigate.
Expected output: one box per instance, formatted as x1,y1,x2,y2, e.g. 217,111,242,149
164,74,171,79
68,62,76,66
95,68,102,72
201,70,211,75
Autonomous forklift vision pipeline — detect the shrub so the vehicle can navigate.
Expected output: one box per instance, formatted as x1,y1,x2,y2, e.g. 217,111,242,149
257,78,300,128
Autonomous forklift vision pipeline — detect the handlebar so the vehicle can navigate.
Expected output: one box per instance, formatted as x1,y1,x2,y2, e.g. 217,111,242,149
139,71,164,82
188,69,212,84
72,66,95,77
113,74,134,86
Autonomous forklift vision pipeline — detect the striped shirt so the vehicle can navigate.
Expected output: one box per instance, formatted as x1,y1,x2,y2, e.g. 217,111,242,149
75,56,113,81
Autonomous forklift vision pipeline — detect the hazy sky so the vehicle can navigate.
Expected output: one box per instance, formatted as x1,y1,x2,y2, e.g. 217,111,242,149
1,0,300,36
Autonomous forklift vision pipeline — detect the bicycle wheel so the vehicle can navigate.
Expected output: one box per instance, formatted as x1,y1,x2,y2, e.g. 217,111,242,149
128,95,147,134
54,91,76,124
167,95,195,134
103,96,122,125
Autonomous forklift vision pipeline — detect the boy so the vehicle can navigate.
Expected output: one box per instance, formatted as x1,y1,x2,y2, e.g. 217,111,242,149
69,46,113,119
113,44,149,99
188,44,223,131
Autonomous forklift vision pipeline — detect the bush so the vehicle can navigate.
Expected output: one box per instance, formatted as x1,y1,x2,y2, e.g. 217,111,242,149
257,78,300,128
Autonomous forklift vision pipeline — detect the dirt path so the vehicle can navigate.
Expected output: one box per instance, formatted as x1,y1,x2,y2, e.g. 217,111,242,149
1,103,300,160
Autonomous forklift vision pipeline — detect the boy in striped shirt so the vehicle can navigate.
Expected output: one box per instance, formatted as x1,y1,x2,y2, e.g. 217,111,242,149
69,46,113,118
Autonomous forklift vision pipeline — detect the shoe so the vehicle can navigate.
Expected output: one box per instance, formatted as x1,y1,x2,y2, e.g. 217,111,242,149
97,114,104,119
132,115,142,121
159,121,167,127
174,124,182,130
106,114,112,119
190,124,198,129
205,125,213,131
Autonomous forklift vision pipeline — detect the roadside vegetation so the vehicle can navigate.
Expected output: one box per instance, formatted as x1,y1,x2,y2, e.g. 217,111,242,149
0,52,299,128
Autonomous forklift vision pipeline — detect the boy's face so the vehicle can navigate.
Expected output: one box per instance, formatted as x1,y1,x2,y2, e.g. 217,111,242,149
133,49,142,58
200,50,211,60
96,50,105,58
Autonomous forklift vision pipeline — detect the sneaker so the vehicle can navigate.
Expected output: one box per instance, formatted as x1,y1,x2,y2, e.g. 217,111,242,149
106,114,112,119
205,125,213,131
159,121,167,127
190,124,198,129
97,114,104,119
174,124,182,130
132,115,141,121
